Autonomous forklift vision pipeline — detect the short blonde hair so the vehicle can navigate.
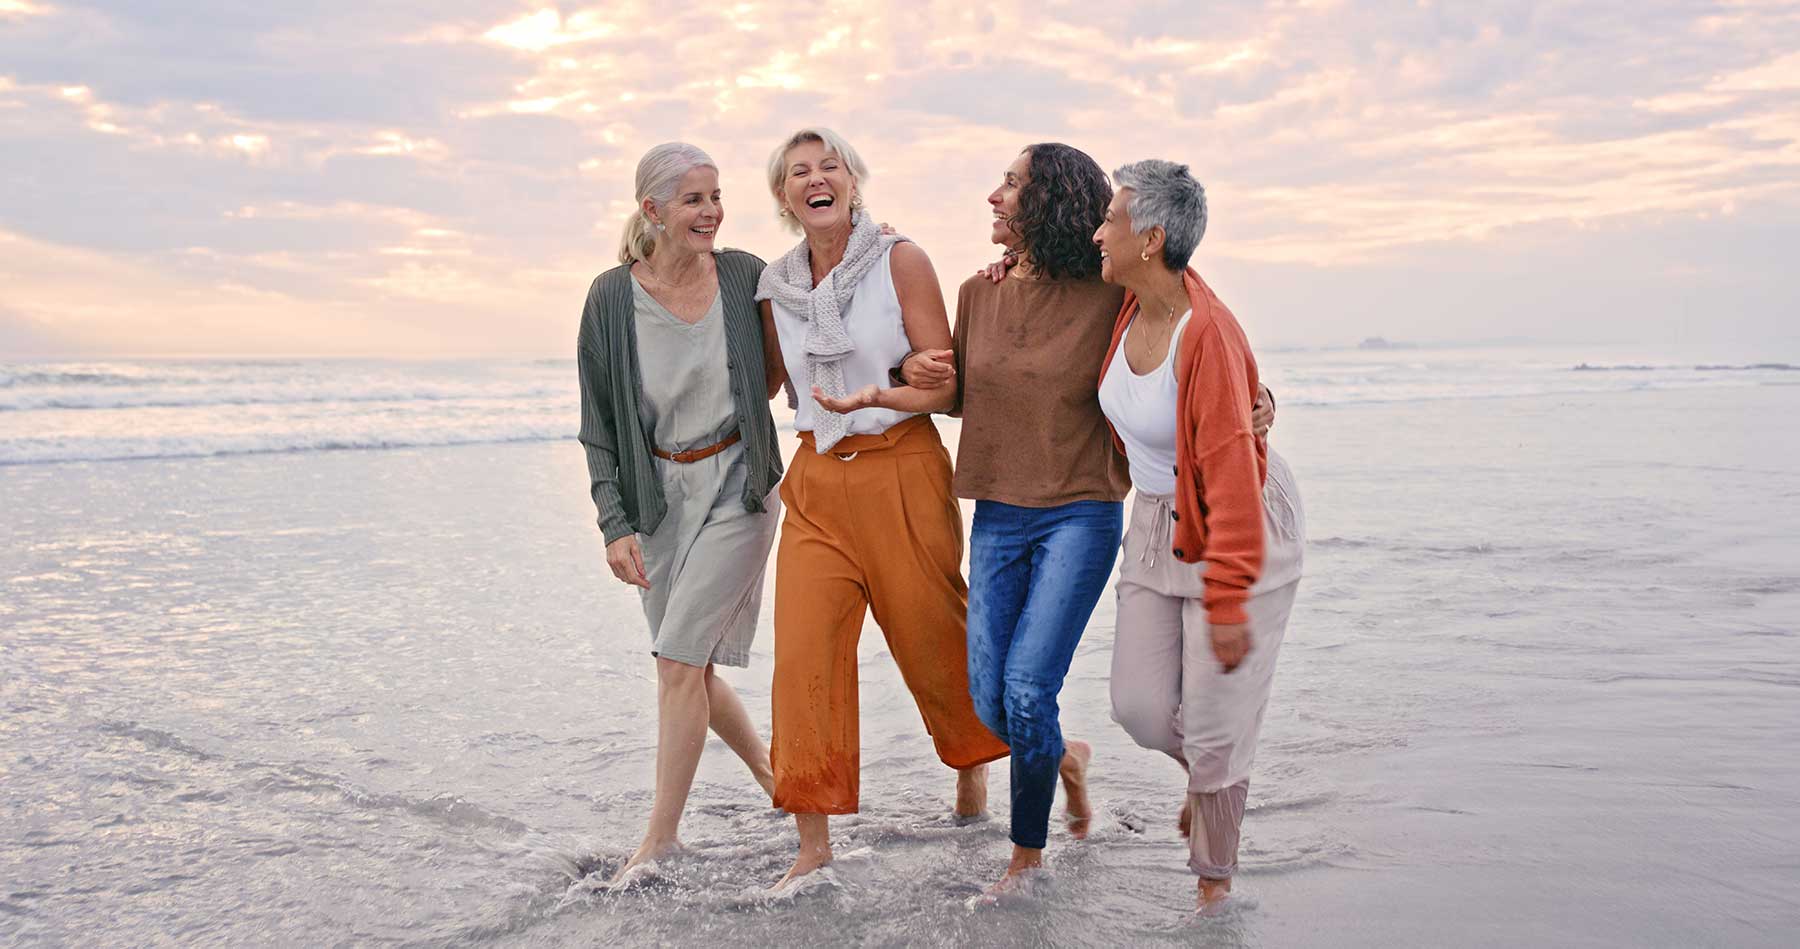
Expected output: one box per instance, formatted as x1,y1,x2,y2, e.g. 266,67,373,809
765,127,870,233
617,142,717,264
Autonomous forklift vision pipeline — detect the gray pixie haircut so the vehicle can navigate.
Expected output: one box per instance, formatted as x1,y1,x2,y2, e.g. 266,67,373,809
618,142,717,264
1112,160,1207,270
766,127,870,233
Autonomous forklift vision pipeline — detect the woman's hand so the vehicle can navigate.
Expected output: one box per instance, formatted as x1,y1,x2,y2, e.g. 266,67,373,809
1252,385,1275,439
605,535,650,589
901,348,955,389
974,252,1017,284
812,383,883,415
1210,621,1251,673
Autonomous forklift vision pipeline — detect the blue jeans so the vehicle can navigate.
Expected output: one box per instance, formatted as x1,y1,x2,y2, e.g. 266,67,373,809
967,499,1123,849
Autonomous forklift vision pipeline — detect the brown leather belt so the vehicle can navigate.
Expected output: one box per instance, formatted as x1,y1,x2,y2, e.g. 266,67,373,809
652,430,741,464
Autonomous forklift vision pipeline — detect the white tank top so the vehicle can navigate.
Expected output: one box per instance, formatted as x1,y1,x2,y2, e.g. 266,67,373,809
771,245,917,436
1097,310,1193,496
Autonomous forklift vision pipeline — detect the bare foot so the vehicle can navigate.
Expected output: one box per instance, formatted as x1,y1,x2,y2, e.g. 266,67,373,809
1059,740,1093,839
955,764,989,819
774,844,833,891
609,837,680,886
1178,798,1192,839
1197,877,1232,913
983,846,1045,898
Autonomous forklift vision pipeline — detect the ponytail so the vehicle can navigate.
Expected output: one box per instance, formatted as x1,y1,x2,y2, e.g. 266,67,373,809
617,209,657,264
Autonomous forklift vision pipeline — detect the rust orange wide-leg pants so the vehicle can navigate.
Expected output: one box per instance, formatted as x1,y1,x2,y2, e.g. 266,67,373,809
771,416,1010,815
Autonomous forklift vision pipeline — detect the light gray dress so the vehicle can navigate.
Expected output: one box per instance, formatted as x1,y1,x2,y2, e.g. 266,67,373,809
630,275,780,668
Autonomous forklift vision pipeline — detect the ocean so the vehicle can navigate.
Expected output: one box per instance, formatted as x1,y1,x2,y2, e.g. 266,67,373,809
3,347,1797,946
1,348,1791,466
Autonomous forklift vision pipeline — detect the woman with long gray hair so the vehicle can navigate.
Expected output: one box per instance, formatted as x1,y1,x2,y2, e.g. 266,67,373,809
1092,159,1306,911
575,142,788,885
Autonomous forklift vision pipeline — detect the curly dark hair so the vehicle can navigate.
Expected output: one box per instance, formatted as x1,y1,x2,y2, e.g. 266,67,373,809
1007,143,1112,280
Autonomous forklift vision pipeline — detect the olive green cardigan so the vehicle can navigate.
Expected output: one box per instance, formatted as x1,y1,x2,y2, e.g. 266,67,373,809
576,250,783,544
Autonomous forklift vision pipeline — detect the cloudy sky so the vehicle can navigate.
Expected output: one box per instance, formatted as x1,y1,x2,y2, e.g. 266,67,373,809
2,0,1797,357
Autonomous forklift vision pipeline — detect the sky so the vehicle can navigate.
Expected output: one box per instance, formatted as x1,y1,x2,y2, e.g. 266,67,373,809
2,0,1797,357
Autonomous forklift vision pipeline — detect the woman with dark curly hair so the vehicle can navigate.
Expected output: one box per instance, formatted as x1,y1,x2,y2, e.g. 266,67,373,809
901,143,1264,892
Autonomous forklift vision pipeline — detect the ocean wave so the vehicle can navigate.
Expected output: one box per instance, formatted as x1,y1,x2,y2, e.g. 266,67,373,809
1273,378,1792,407
0,387,564,413
0,368,157,388
0,359,555,394
0,431,573,466
1571,362,1798,372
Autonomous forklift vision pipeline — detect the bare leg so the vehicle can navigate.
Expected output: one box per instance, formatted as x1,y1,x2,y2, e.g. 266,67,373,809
955,763,989,818
776,812,833,888
1059,739,1093,839
1178,798,1192,838
701,665,774,800
611,657,709,884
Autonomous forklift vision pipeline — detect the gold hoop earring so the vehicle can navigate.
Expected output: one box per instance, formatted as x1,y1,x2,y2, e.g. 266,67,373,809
1140,249,1150,262
850,194,864,209
779,207,792,217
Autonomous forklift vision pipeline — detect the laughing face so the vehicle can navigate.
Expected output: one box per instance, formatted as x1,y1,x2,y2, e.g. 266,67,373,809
778,138,857,234
1093,186,1143,285
648,165,722,254
988,150,1031,250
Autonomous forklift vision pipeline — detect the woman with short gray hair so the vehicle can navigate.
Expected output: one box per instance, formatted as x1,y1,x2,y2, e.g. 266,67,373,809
1092,159,1306,911
576,141,788,885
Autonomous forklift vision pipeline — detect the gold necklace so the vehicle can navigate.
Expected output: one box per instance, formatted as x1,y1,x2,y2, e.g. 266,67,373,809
1136,300,1179,358
642,257,707,289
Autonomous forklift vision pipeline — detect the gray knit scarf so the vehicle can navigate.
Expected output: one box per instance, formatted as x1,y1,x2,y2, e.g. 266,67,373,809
756,211,902,453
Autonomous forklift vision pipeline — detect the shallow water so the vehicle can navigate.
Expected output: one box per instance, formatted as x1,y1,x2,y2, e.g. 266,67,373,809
3,382,1798,946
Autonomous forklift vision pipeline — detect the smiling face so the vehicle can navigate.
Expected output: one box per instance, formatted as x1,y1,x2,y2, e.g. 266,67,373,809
778,138,857,235
647,165,722,255
1093,187,1144,285
988,150,1031,249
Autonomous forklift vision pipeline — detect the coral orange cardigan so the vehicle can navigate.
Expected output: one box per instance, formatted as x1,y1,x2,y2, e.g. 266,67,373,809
1100,268,1267,625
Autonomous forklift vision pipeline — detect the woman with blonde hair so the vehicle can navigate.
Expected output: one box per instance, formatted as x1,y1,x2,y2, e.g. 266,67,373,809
1092,159,1306,911
575,141,787,885
757,127,1009,888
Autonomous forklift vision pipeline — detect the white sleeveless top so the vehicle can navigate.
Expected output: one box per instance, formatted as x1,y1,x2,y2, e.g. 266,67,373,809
1097,310,1193,496
771,244,916,436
